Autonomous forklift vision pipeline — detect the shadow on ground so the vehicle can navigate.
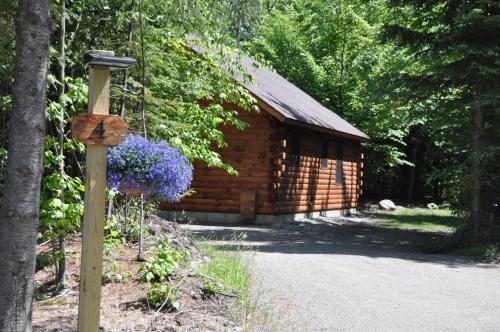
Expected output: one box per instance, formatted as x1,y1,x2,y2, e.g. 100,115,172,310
187,218,494,269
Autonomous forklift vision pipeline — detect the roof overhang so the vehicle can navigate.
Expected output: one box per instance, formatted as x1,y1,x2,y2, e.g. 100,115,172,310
255,96,370,142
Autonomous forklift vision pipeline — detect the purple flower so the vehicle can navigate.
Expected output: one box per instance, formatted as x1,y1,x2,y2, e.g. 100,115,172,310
107,135,192,201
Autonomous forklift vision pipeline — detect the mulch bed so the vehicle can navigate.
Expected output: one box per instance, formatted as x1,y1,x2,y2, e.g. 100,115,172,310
33,217,240,331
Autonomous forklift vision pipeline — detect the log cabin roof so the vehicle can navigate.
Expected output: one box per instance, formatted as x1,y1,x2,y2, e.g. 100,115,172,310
189,39,370,141
239,57,369,141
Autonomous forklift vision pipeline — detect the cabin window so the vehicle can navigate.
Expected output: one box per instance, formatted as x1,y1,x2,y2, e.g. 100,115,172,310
336,143,343,184
321,140,329,169
289,135,300,165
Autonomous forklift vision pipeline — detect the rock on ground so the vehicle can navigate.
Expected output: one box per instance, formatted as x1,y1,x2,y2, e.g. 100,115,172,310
379,199,396,211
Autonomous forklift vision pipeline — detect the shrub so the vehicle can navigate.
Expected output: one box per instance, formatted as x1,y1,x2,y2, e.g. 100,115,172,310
147,283,179,311
107,135,192,201
138,236,189,283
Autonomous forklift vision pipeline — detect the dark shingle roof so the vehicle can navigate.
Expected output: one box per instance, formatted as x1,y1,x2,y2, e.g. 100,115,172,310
189,39,369,141
239,57,369,141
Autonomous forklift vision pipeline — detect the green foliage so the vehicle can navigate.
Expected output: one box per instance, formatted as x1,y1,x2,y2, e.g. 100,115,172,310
146,283,179,311
42,0,260,175
383,0,500,239
370,208,457,233
131,33,258,174
39,74,88,243
104,193,157,249
196,242,250,300
39,169,85,240
201,280,218,297
245,0,417,174
46,75,88,122
104,260,132,283
1,0,496,262
449,243,499,261
36,252,55,272
103,221,125,257
425,222,500,256
104,213,140,251
138,236,189,283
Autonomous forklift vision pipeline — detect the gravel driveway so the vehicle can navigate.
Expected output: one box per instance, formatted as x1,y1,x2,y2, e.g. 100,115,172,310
184,218,500,332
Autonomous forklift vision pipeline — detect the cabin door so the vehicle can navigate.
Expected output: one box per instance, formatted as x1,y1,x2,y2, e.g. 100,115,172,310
240,191,256,220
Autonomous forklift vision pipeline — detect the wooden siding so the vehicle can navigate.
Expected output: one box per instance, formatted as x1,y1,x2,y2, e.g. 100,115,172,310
162,108,278,214
162,107,363,216
272,125,362,214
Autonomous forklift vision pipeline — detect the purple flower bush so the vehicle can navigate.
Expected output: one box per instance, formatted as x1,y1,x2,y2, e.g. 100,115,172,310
107,135,192,201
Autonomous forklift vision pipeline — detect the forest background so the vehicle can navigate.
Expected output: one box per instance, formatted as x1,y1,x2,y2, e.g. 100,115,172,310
0,0,499,265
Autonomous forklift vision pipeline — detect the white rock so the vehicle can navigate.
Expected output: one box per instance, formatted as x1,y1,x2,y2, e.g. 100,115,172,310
379,199,396,211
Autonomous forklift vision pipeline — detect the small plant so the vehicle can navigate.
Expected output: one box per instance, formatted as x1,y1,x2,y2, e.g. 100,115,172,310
107,135,192,200
115,271,132,283
104,261,132,283
36,251,55,272
196,242,251,304
147,283,179,311
484,243,499,262
138,236,189,283
202,280,218,297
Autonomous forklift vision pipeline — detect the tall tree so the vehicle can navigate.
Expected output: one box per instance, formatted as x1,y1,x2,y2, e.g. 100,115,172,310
246,0,417,194
0,0,51,329
384,0,500,242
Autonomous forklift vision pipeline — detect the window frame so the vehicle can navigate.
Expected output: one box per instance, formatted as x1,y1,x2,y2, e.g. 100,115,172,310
289,135,301,165
320,140,329,169
335,143,344,185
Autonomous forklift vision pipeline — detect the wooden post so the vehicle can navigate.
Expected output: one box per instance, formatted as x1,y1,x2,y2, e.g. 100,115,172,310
77,51,112,332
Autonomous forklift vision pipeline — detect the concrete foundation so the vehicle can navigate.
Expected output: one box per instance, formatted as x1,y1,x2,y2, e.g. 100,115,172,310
158,208,357,225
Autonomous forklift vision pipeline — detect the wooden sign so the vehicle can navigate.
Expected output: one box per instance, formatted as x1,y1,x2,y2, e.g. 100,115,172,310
71,113,127,145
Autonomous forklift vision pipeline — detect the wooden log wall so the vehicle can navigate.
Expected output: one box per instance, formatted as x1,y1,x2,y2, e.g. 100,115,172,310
272,125,362,214
162,105,364,216
162,107,278,214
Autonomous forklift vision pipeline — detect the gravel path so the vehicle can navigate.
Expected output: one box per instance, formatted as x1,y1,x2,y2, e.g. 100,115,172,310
185,218,500,332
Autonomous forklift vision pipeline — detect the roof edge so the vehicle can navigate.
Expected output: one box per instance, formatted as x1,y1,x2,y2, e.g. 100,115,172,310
255,97,370,142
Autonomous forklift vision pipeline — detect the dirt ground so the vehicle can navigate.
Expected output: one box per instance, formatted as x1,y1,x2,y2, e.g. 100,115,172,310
33,217,241,332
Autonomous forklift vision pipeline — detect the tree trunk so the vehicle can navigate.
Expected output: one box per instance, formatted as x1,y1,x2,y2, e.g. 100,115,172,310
470,93,483,243
124,194,129,235
106,193,114,222
407,144,418,206
137,195,145,262
56,0,67,289
0,1,51,330
56,234,67,287
119,21,133,118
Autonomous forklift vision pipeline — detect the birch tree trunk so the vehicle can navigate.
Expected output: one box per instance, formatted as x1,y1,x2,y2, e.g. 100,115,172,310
0,1,51,330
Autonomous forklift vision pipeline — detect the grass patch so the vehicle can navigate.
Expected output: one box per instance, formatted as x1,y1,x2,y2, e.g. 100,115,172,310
196,242,251,304
369,208,458,233
447,243,500,260
37,297,70,307
195,241,272,331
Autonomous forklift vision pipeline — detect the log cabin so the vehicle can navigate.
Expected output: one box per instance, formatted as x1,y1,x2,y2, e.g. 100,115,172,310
161,54,369,224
